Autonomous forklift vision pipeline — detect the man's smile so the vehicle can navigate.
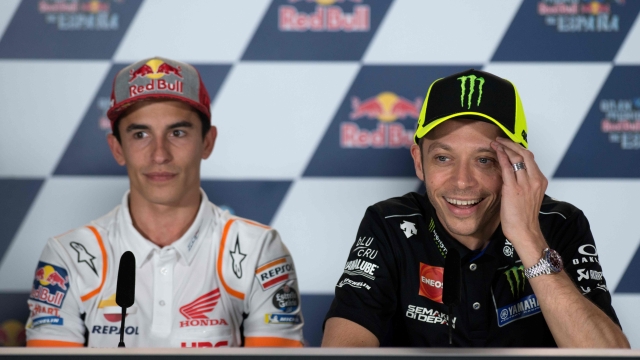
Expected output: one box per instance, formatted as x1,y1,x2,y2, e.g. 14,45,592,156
443,196,484,216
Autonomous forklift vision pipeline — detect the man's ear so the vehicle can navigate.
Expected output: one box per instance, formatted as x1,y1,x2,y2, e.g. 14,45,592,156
107,133,126,166
202,125,217,160
410,143,424,182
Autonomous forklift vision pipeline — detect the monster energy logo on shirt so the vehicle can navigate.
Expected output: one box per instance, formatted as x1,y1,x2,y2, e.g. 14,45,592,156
458,75,484,109
429,218,447,258
504,265,526,297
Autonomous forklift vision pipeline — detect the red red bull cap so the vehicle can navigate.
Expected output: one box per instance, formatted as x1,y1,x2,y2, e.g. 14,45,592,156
106,57,211,129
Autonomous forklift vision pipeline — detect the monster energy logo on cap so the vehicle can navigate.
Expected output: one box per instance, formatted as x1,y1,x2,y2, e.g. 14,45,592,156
504,265,526,297
414,69,528,148
458,75,484,109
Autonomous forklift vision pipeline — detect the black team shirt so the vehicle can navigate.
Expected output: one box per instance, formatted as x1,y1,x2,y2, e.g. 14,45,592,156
324,192,620,347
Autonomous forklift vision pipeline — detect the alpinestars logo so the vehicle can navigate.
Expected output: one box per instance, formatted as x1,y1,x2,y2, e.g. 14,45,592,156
230,236,246,279
179,289,229,328
457,75,484,109
504,265,526,297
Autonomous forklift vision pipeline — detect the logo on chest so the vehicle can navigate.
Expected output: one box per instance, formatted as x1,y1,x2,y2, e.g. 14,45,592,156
179,289,229,328
98,294,137,322
418,263,444,303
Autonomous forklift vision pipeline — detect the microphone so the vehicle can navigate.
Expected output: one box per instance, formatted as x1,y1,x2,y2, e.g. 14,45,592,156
442,247,461,346
116,251,136,348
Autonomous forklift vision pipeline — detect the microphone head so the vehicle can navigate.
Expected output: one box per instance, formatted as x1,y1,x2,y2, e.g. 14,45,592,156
116,251,136,308
442,247,461,306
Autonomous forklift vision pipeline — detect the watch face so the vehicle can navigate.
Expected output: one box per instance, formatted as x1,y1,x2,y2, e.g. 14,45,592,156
546,249,563,273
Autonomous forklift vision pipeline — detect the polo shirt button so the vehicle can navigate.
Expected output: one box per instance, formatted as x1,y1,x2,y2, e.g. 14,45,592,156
469,263,477,271
473,302,480,310
159,300,166,306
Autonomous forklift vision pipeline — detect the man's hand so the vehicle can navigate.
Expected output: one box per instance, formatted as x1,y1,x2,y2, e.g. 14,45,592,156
490,137,629,348
490,137,549,267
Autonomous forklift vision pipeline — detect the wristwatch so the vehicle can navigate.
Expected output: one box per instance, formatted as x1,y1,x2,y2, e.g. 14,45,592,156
524,248,563,279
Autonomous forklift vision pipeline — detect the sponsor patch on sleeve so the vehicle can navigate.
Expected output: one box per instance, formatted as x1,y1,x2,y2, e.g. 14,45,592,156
32,316,63,328
30,261,70,308
255,256,296,291
272,284,299,313
264,313,302,325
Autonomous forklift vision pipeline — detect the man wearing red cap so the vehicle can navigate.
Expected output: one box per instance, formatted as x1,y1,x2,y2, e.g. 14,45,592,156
26,57,304,348
322,69,629,347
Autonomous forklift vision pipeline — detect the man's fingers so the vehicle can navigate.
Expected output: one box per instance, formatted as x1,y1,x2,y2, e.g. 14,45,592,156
495,137,543,179
491,142,517,187
498,142,530,185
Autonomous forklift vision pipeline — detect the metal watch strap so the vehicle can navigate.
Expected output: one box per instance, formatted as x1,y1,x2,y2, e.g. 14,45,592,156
524,258,551,279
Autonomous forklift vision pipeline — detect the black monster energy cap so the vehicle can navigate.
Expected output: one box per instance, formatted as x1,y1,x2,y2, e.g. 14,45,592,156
414,69,528,148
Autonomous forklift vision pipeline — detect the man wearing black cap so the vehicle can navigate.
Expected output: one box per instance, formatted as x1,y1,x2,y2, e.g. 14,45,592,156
322,69,629,347
26,57,303,347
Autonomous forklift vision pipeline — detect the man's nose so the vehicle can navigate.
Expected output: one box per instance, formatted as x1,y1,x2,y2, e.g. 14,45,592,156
452,162,477,189
151,137,172,164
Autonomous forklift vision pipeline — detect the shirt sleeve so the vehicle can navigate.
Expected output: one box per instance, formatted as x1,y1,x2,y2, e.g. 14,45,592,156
242,229,304,347
323,206,399,342
552,210,621,327
26,239,86,347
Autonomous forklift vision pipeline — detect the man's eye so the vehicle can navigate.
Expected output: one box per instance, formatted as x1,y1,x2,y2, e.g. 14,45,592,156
172,130,186,137
478,157,493,164
436,156,448,162
133,132,147,139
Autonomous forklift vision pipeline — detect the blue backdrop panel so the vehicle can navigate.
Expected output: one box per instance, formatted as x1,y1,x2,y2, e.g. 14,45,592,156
0,0,142,59
493,0,640,61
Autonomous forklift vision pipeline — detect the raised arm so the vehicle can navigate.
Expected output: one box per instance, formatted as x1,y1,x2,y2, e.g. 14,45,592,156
491,137,629,348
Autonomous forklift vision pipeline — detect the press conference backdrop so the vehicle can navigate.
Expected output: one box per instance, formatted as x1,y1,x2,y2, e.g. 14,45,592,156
0,0,639,348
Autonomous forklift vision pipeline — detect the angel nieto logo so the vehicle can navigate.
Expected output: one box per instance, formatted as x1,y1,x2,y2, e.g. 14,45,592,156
128,59,184,97
179,289,229,328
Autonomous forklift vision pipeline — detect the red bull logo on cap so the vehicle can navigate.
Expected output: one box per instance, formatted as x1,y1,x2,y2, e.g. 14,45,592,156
341,92,420,148
30,261,69,308
279,0,370,32
128,59,184,97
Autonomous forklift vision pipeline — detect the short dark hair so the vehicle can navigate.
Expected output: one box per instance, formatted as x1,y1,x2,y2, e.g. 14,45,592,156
112,111,211,143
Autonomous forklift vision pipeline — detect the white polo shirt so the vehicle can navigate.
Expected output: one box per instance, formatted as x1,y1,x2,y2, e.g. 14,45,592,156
26,190,303,348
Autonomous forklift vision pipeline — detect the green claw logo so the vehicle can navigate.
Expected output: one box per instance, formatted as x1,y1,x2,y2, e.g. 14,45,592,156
457,75,485,109
504,265,526,297
429,218,448,258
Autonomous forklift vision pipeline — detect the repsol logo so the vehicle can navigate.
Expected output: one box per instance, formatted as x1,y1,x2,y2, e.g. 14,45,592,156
92,325,139,335
260,264,293,281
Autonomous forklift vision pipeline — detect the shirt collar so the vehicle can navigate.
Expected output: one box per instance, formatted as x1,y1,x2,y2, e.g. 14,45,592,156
117,188,214,268
417,193,513,264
